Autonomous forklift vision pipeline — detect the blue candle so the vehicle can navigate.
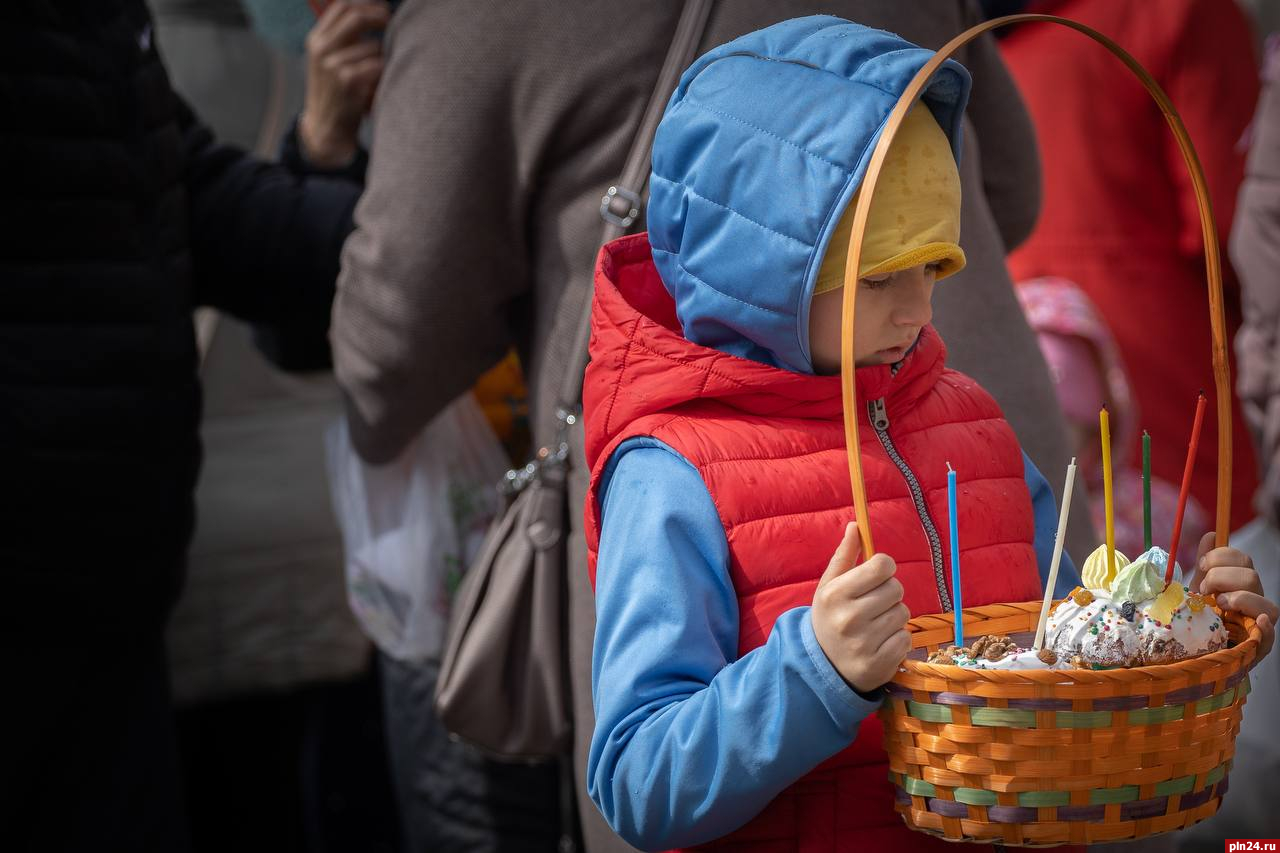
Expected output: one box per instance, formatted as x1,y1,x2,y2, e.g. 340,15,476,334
948,463,963,648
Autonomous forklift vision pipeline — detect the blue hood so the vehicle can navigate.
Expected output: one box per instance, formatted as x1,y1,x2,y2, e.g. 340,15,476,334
648,16,971,374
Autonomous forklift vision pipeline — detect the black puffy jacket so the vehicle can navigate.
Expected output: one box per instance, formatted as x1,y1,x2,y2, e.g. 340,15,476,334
0,0,359,632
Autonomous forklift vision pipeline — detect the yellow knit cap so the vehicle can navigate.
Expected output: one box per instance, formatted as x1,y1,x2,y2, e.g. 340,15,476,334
814,106,966,294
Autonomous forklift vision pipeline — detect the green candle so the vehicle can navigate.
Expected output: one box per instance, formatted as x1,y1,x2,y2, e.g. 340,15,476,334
1142,431,1152,551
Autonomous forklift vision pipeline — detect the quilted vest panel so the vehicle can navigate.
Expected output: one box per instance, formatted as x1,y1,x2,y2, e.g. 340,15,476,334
584,235,1044,851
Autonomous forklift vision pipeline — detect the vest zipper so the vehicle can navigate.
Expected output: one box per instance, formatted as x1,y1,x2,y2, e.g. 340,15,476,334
866,398,953,612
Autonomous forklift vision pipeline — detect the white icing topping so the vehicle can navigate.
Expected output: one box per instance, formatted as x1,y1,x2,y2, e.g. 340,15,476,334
1134,586,1228,662
1046,590,1140,666
1046,584,1228,667
944,647,1067,670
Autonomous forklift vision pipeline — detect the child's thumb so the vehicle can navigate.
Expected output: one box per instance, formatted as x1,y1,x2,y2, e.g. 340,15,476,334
1189,531,1216,592
819,521,863,586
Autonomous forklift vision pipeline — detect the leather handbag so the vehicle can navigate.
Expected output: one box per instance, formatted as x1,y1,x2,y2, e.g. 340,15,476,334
433,0,714,760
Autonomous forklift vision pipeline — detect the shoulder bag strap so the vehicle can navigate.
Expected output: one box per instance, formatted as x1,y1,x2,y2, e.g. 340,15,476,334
554,0,714,418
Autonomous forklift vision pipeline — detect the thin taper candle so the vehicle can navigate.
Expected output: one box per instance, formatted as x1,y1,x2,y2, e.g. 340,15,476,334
1034,458,1077,651
1166,392,1208,584
947,462,963,648
1143,431,1152,551
1100,406,1116,585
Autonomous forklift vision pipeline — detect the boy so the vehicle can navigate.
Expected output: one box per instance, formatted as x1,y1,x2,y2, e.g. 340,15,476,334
583,17,1276,852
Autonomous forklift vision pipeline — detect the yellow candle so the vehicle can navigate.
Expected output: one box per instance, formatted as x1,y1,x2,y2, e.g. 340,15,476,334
1100,406,1117,585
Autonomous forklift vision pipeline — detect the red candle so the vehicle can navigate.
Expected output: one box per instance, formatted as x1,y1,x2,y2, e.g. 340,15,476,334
1165,392,1207,584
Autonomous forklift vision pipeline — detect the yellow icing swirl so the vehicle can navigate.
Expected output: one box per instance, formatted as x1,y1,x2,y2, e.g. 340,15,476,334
1081,544,1130,592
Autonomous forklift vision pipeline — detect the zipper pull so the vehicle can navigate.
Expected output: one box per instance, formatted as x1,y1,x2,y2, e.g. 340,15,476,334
867,398,889,431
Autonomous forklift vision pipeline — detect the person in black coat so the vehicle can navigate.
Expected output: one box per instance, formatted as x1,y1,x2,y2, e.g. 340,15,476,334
0,2,383,850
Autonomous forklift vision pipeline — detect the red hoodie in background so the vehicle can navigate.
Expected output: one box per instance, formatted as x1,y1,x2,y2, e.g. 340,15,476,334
1001,0,1260,530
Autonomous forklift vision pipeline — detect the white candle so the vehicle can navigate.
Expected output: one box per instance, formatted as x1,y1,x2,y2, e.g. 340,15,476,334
1034,458,1077,651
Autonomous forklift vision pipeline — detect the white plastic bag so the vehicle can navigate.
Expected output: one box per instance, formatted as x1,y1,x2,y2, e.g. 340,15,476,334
325,394,510,663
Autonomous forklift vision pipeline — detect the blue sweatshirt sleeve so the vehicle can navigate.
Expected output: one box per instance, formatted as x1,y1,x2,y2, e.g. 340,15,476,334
1024,451,1082,598
588,438,881,851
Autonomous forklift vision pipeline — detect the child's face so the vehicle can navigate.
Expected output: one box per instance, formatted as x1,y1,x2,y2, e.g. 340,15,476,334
808,262,938,375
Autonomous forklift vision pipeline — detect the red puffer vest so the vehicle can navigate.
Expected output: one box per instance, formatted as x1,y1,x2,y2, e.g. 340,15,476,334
584,234,1045,852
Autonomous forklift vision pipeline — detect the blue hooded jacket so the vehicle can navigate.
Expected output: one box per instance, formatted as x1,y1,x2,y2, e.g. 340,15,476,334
588,18,1078,850
649,15,968,373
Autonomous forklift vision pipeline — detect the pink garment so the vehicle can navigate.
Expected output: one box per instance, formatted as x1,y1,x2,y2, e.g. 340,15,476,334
1037,333,1107,428
1017,277,1208,569
1016,277,1139,456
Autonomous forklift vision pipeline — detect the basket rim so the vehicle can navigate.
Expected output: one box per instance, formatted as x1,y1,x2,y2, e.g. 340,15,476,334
897,599,1261,685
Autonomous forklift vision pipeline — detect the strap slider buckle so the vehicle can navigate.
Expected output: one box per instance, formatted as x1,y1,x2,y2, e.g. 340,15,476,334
600,185,641,228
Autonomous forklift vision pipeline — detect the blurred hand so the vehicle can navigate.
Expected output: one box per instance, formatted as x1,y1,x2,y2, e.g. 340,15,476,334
1192,531,1277,661
811,522,911,694
299,1,390,168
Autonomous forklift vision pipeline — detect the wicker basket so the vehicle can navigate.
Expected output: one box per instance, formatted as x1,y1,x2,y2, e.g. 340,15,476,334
879,603,1262,845
835,13,1260,845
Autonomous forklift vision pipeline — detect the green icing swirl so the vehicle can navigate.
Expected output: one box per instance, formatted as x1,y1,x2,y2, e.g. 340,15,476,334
1111,557,1164,604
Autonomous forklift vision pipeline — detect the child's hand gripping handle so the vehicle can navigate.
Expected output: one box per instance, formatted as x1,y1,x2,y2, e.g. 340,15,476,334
1192,532,1278,661
811,522,912,694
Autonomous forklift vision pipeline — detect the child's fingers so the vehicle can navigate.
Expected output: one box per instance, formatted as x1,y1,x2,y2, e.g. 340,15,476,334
1195,531,1215,562
1199,546,1254,574
1212,589,1278,622
1256,612,1275,661
871,628,912,671
849,578,911,625
1199,564,1265,598
1191,545,1255,595
819,521,864,585
849,571,911,612
1214,591,1276,660
861,601,911,644
830,554,899,601
1189,532,1216,591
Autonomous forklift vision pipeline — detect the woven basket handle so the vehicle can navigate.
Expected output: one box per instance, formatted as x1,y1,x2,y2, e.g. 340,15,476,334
842,13,1232,558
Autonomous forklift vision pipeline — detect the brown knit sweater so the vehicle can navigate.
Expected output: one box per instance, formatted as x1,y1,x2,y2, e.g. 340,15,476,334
334,0,1059,469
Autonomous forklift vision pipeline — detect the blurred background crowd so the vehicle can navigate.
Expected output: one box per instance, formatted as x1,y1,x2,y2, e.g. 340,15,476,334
3,1,1279,851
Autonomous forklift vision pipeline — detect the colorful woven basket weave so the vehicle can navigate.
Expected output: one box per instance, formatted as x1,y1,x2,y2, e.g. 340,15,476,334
880,602,1261,845
834,13,1260,845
